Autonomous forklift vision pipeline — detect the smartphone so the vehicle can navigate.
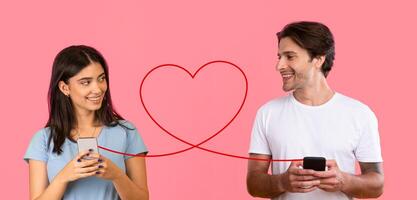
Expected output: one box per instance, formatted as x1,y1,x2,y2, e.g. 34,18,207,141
77,137,99,160
303,157,326,171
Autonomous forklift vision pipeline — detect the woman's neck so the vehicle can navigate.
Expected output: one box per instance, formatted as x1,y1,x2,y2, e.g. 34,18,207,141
74,108,97,129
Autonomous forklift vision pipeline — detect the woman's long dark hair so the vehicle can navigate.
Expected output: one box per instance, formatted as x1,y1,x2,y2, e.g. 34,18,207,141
46,45,125,155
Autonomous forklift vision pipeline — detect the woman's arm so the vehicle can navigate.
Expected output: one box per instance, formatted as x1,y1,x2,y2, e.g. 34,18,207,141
111,155,149,200
29,160,66,200
29,151,99,200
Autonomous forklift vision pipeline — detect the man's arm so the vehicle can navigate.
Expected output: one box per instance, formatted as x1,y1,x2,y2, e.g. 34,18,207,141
247,154,320,198
341,162,384,198
315,161,384,198
247,154,283,198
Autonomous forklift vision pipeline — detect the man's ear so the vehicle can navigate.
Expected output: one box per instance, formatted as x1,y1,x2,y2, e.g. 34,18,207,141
312,55,326,70
58,80,70,97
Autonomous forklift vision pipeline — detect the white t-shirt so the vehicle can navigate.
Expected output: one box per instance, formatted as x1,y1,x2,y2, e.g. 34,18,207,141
249,92,382,200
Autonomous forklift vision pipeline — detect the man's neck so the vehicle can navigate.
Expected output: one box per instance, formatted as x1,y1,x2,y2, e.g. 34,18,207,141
293,77,334,106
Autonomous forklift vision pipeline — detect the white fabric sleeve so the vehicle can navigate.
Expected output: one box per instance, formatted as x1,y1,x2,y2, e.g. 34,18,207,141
354,107,383,162
248,108,271,155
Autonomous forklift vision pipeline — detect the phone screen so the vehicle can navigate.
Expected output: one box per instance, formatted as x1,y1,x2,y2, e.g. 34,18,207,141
303,157,326,171
77,137,98,159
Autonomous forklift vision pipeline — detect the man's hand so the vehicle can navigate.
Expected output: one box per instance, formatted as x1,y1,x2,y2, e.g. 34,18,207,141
281,161,321,193
313,160,347,192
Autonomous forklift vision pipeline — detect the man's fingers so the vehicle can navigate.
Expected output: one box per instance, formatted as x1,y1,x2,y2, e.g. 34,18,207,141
313,170,336,178
318,177,339,185
326,160,337,168
292,180,320,188
319,184,335,190
290,161,303,168
292,168,316,176
293,175,318,181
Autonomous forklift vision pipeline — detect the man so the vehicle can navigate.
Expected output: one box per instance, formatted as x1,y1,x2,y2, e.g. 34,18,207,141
246,21,384,200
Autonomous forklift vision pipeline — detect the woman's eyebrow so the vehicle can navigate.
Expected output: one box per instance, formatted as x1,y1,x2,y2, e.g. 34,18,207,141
77,77,93,81
77,73,106,81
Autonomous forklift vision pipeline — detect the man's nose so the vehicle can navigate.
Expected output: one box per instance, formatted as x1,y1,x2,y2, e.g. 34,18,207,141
276,59,286,71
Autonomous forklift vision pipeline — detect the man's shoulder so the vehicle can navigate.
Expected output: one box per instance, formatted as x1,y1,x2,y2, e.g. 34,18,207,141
257,95,291,114
335,92,375,116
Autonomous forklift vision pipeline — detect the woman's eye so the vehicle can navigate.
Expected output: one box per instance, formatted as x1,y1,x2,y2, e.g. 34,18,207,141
98,77,106,82
81,81,90,86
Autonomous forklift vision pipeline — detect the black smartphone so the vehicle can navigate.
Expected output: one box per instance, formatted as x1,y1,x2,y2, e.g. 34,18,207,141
303,157,326,171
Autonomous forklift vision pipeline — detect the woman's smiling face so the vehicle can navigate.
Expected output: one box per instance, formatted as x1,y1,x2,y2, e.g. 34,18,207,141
59,61,107,114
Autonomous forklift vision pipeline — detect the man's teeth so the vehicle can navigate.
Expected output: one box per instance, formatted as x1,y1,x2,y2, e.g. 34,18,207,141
282,74,294,78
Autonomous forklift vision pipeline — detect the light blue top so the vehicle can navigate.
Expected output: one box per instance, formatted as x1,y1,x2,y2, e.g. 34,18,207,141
24,120,148,200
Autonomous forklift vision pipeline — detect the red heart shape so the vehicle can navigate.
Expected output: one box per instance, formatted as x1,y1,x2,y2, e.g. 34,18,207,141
139,60,248,156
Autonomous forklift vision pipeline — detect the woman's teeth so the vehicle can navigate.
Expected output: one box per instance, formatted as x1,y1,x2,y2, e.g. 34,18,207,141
87,96,101,101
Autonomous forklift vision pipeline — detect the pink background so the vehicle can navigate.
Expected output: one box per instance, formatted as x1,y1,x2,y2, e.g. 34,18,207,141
1,0,415,199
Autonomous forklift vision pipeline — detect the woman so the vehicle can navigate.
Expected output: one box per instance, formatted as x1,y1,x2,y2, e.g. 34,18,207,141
24,45,149,200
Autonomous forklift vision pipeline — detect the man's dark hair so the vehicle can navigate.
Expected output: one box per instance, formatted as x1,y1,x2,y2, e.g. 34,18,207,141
277,21,335,77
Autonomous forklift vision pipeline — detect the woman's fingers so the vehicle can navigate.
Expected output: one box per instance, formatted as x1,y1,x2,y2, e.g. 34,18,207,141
75,158,99,168
78,170,99,179
75,150,91,160
76,164,100,174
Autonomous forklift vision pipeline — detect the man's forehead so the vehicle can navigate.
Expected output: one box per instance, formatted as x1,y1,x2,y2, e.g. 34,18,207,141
278,38,304,55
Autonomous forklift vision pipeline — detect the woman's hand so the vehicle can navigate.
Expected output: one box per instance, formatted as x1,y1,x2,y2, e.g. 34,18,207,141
94,155,124,181
55,150,100,183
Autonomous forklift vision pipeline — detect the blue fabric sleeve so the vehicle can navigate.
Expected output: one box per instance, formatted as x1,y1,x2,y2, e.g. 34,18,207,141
24,128,49,163
122,122,148,160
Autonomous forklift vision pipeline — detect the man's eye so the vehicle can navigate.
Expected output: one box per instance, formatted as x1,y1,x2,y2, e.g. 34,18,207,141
287,56,294,60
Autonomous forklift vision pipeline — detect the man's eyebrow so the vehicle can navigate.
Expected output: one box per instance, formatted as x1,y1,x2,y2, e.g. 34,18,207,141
277,51,297,56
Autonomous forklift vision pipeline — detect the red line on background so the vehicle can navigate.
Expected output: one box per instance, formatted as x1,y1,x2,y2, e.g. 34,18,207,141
99,61,302,162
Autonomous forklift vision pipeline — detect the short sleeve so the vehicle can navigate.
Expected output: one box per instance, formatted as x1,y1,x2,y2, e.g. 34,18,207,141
248,108,271,155
354,107,383,162
122,122,148,160
24,128,49,163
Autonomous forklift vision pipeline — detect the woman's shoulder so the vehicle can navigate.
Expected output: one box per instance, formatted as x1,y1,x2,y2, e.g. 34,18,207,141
116,120,137,129
24,127,52,161
30,127,51,142
105,120,138,134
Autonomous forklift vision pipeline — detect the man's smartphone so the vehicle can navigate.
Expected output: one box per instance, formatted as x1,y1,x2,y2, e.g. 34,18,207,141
77,137,98,160
303,157,326,171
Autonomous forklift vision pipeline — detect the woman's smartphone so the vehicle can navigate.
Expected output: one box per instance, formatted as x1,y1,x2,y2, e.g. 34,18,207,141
77,137,98,160
303,157,326,171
